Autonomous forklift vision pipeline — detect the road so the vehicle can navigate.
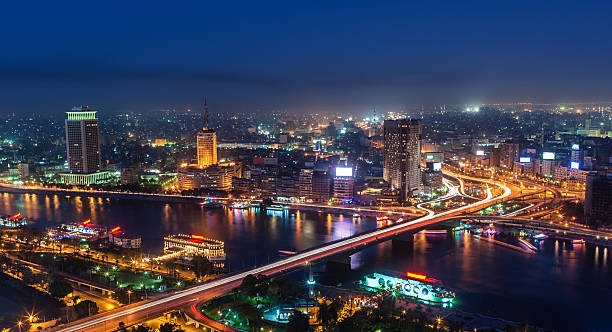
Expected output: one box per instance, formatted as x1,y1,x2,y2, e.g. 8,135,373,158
53,171,517,331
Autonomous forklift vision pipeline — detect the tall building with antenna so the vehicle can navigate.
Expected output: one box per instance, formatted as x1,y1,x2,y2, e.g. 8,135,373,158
197,99,217,168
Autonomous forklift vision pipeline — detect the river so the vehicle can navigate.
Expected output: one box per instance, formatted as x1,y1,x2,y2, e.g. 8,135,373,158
0,192,610,331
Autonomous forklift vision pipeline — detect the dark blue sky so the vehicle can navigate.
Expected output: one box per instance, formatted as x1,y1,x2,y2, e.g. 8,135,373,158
1,1,611,114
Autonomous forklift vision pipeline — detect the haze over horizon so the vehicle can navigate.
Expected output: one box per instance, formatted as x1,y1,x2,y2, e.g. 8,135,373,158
1,1,611,115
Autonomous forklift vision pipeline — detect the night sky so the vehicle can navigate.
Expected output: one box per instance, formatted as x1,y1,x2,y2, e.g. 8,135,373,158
1,1,611,114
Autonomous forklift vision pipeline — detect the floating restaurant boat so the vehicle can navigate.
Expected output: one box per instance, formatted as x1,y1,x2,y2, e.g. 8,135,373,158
229,201,250,209
199,201,224,208
163,234,226,262
266,204,288,211
359,271,455,306
0,213,27,228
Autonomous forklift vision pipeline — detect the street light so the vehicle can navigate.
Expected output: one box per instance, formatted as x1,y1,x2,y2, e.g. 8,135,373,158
127,290,132,304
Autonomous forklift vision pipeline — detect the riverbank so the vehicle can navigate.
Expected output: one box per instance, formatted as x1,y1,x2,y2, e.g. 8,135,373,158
0,185,207,204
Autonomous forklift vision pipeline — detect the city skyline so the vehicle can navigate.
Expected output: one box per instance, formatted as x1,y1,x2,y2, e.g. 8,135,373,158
0,2,611,331
1,2,612,114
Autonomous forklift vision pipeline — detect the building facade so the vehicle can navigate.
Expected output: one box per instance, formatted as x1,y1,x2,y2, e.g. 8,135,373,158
65,106,101,174
177,165,234,191
584,173,612,225
197,129,218,168
383,119,423,201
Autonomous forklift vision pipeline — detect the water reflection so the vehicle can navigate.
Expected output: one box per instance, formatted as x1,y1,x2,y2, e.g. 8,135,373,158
0,192,609,330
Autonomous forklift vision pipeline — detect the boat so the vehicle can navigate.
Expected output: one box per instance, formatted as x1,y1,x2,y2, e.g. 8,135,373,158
199,201,224,208
0,213,27,228
229,202,250,209
358,271,455,306
266,204,288,211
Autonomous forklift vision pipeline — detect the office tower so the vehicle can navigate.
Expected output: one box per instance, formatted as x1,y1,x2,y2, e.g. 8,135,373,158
500,142,519,171
333,166,355,202
584,173,612,225
298,169,313,201
383,119,422,201
570,144,584,168
65,106,101,173
311,164,331,202
197,100,218,168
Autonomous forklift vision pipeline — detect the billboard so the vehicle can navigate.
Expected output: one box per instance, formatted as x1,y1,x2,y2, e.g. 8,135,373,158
335,167,353,177
571,144,580,151
476,150,485,156
433,162,442,171
542,152,555,160
571,162,580,169
519,157,531,163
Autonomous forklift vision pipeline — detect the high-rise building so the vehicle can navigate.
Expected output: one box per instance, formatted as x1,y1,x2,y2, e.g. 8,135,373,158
333,166,354,202
584,173,612,225
298,169,313,201
65,106,101,174
383,119,422,201
197,100,217,168
499,142,519,171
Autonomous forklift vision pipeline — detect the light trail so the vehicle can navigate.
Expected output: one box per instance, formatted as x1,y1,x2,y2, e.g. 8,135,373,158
58,172,513,332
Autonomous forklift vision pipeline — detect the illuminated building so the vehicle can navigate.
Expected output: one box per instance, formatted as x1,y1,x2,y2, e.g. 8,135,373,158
333,166,354,202
197,100,218,168
154,138,168,146
17,163,29,178
277,175,298,200
584,173,612,225
177,164,234,191
61,106,110,185
312,164,331,202
109,233,142,249
65,106,101,173
120,167,139,185
163,234,226,262
298,169,313,201
383,119,423,201
0,213,27,228
499,143,519,171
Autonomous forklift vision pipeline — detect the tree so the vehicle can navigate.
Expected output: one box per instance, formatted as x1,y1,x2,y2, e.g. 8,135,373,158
49,279,73,298
131,325,152,332
288,310,309,332
159,322,184,332
73,300,99,319
234,303,263,331
114,286,134,304
319,301,340,327
191,255,213,279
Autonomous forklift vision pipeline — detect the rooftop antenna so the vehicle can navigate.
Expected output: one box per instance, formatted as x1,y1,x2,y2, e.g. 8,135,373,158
203,97,209,129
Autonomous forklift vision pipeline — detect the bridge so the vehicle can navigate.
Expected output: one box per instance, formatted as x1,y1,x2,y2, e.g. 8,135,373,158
54,172,519,332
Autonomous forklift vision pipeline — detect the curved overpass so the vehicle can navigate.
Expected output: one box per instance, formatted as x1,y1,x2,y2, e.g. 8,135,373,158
55,172,519,332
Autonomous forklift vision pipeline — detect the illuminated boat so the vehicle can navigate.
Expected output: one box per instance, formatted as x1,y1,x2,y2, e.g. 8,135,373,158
266,204,288,211
230,202,250,209
359,271,455,306
0,213,27,228
199,201,224,208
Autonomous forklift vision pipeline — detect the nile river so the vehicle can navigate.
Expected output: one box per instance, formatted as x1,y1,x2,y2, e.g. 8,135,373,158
1,192,611,331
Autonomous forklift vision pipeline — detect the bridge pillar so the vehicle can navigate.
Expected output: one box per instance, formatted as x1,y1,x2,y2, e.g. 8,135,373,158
392,233,414,253
324,254,351,284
